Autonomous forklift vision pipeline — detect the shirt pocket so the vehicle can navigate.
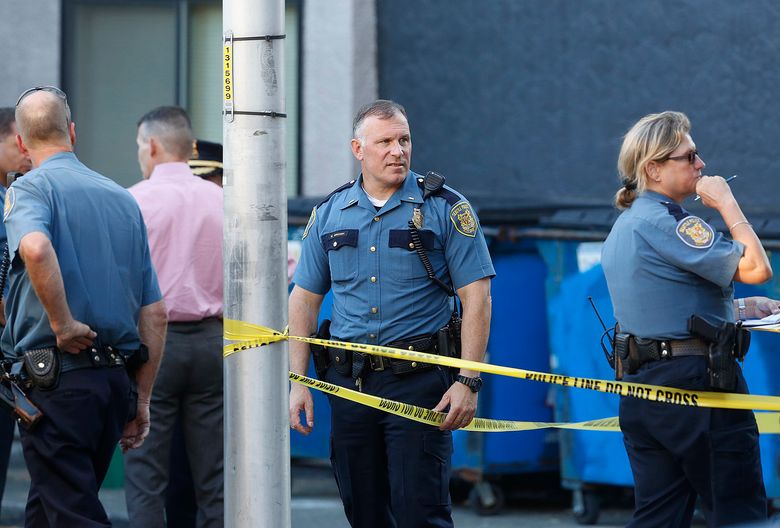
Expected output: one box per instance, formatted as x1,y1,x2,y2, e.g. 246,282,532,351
387,229,436,280
321,229,359,282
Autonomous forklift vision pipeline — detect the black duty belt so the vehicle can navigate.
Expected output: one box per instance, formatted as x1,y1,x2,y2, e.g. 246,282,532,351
329,334,439,377
60,345,126,373
366,334,438,374
632,337,708,365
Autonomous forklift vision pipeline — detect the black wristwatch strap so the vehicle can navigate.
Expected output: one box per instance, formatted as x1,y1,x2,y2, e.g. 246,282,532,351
456,374,482,393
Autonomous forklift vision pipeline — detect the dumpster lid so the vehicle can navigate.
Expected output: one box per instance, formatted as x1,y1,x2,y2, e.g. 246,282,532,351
289,197,780,244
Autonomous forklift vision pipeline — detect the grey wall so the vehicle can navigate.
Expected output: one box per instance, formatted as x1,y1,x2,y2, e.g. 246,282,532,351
302,0,377,196
377,0,780,217
0,0,60,105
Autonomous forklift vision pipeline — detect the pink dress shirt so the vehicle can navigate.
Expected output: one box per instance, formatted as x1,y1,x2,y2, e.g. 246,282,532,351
129,162,223,322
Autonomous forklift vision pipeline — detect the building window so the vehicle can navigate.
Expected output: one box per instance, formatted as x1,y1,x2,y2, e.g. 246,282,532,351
63,0,300,193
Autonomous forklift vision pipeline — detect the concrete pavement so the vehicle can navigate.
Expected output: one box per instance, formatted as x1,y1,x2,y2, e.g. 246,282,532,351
0,442,633,528
0,451,637,528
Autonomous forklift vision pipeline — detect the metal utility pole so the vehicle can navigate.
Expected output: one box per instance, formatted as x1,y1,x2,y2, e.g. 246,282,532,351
223,0,289,525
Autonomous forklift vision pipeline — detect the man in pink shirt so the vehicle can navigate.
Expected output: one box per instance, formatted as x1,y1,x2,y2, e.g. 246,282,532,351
124,106,223,528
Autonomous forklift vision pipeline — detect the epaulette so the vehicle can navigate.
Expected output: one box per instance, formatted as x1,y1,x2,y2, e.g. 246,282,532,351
436,187,461,206
317,179,357,208
660,201,688,222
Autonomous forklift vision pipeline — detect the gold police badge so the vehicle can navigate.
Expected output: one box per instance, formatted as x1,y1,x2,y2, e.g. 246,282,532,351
412,208,423,229
676,216,714,249
450,201,477,237
302,207,316,240
3,188,14,222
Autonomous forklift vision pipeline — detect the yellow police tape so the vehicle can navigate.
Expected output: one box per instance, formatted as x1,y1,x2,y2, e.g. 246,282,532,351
289,371,620,432
290,371,780,434
224,319,780,413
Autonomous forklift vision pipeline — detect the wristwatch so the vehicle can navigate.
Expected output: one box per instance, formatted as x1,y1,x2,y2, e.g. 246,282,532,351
456,374,483,393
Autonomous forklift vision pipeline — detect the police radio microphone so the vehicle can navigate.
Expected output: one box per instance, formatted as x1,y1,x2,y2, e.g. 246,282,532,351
422,171,445,200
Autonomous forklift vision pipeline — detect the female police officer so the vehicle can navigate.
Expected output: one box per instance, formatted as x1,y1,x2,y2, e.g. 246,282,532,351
601,111,779,526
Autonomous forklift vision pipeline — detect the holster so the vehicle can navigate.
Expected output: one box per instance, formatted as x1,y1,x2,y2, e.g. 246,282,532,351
614,333,639,380
0,360,42,429
7,381,42,429
437,311,462,360
120,344,149,377
688,315,748,391
22,347,60,391
311,319,332,380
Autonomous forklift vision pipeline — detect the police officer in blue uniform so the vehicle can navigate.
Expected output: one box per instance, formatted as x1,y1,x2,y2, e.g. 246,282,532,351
289,100,494,528
602,111,779,527
6,86,167,527
0,106,31,512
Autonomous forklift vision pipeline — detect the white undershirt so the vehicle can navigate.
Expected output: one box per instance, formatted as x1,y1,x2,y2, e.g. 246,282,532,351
362,185,388,208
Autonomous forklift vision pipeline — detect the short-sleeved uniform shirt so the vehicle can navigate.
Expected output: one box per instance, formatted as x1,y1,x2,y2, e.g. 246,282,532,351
1,152,161,358
0,184,7,299
293,171,495,345
601,191,743,340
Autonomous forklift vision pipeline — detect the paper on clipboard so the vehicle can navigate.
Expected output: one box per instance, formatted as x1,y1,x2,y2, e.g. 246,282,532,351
742,312,780,331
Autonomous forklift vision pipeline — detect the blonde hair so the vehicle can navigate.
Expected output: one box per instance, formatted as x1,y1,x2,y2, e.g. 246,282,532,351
615,111,691,209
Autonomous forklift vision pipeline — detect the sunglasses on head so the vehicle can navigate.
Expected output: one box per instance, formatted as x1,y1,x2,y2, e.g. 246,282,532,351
16,86,68,107
663,149,700,164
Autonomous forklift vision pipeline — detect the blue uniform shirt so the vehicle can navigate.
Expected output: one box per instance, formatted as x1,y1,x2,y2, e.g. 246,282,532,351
0,184,7,299
293,171,495,345
601,191,743,340
1,152,161,358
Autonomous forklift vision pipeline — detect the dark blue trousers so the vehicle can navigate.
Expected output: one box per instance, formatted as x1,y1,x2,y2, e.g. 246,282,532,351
0,411,16,508
21,367,132,528
0,321,15,509
327,365,454,528
620,356,766,527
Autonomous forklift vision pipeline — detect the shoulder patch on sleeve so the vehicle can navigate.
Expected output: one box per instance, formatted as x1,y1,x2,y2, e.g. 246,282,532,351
676,216,714,249
450,201,477,237
301,207,316,240
3,187,15,221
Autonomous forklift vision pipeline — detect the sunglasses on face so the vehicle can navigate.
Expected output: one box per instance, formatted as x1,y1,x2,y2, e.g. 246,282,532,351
663,149,700,164
15,86,68,107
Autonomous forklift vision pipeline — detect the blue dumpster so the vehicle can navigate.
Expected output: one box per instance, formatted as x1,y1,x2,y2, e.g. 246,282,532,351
451,243,559,514
543,239,780,523
735,279,780,508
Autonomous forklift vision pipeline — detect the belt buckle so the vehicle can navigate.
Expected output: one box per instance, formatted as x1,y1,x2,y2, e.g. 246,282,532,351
370,355,385,371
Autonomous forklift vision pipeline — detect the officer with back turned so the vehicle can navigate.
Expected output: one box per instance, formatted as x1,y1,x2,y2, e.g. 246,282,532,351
125,106,224,528
602,111,778,526
6,86,167,527
289,99,495,527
